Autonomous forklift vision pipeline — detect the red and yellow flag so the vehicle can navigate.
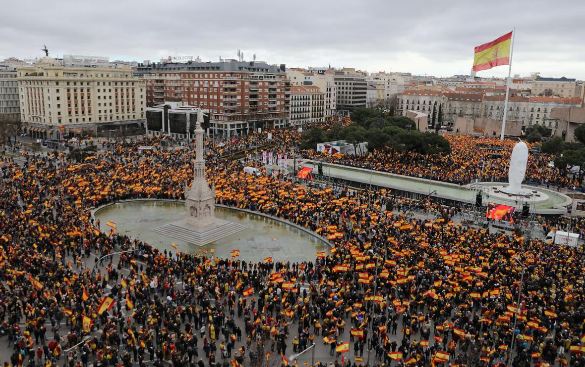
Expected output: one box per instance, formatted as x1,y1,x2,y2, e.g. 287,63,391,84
472,31,512,72
335,342,350,353
82,288,89,302
82,315,93,333
28,275,44,291
97,296,115,315
242,287,254,297
388,352,403,360
126,295,134,310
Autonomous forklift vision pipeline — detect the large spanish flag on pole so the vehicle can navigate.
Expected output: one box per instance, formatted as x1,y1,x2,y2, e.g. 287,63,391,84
472,31,513,72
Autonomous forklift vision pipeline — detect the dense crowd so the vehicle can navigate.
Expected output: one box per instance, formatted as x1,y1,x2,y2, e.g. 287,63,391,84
305,136,579,188
0,133,584,367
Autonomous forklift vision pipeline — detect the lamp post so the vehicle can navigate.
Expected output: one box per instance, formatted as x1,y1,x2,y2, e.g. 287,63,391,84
288,343,316,366
507,257,528,367
92,248,140,274
366,243,388,366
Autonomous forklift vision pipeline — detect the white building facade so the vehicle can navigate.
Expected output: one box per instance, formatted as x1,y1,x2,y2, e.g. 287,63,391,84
17,57,146,138
289,86,325,127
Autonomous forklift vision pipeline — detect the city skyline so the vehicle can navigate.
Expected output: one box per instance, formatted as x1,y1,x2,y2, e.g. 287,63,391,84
1,0,584,79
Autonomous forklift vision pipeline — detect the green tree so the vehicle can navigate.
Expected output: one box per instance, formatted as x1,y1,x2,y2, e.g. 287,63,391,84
365,128,390,151
574,124,585,145
340,125,368,155
540,137,565,154
554,148,585,175
300,127,326,150
387,116,416,129
526,131,543,143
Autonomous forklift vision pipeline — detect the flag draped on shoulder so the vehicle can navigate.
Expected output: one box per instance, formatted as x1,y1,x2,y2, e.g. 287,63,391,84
473,31,512,72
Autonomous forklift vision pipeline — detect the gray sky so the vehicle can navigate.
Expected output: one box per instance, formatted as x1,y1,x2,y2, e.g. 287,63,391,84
1,0,584,79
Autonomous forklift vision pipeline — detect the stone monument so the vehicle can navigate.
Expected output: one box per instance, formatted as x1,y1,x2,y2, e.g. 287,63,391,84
185,109,217,226
155,110,246,246
501,141,529,195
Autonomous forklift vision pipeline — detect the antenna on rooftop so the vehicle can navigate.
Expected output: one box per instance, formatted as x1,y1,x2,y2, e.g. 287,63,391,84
253,53,256,62
42,45,49,57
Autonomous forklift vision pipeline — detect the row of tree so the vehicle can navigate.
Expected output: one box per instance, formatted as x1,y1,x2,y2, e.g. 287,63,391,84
301,108,451,154
540,124,585,178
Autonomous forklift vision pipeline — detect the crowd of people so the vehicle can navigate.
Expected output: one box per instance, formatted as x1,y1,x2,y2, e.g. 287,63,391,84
0,130,584,367
305,135,579,189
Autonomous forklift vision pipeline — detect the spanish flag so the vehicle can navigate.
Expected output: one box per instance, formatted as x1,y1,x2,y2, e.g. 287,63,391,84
472,31,513,72
388,352,403,360
126,295,134,310
263,256,273,264
335,342,350,353
82,288,89,302
281,282,295,290
405,357,417,365
434,351,450,363
28,275,44,291
97,296,115,315
82,315,93,333
242,287,254,297
230,249,240,258
333,265,348,273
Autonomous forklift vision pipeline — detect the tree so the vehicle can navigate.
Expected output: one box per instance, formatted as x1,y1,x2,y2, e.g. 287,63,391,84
387,116,415,129
554,148,585,175
300,127,326,150
365,128,390,151
574,124,585,145
340,125,368,154
525,125,551,140
526,131,543,143
540,137,565,154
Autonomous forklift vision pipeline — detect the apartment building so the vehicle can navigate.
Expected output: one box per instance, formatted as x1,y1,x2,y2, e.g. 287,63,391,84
136,59,290,137
286,68,337,117
333,68,367,111
0,63,20,139
17,57,146,138
289,86,325,128
366,71,412,107
532,76,579,98
397,88,582,131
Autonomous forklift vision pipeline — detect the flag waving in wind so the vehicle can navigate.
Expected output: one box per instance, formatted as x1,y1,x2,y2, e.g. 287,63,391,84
472,31,513,72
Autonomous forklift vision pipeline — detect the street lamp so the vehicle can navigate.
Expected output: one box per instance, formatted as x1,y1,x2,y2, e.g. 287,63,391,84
366,244,388,366
288,343,316,366
92,248,141,274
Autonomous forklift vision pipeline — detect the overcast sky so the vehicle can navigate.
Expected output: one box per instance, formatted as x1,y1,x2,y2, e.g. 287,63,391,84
1,0,584,79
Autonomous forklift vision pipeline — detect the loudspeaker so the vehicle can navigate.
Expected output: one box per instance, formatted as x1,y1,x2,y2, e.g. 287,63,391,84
475,192,482,207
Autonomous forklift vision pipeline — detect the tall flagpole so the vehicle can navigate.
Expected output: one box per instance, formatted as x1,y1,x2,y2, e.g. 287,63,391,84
500,28,516,140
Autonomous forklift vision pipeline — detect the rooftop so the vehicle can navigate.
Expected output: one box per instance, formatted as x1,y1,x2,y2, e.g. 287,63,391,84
290,85,322,94
535,76,576,82
136,59,286,74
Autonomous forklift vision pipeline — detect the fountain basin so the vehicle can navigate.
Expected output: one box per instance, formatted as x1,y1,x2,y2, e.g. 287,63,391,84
93,200,329,263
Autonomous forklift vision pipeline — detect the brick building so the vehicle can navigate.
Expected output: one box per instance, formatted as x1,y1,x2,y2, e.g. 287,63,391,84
136,59,290,137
